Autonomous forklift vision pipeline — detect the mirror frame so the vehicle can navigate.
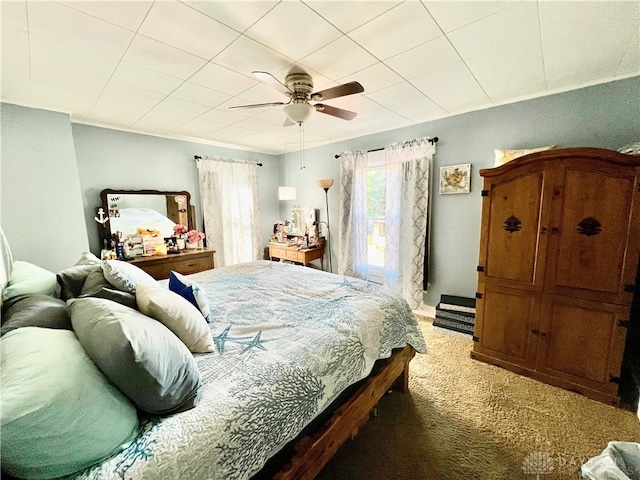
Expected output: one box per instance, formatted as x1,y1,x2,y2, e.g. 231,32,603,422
98,189,194,245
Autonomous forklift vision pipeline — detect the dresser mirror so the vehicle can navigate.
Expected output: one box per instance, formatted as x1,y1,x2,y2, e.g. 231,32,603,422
291,207,316,235
98,189,195,244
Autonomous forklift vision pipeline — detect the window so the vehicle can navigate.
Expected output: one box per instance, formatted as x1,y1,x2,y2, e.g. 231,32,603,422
366,151,385,283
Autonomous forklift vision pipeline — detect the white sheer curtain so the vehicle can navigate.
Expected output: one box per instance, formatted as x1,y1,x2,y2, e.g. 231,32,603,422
338,149,368,279
196,157,262,267
384,138,434,309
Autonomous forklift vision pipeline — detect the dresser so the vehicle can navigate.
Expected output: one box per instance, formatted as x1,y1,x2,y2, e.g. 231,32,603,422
127,249,215,280
268,242,325,269
471,148,640,406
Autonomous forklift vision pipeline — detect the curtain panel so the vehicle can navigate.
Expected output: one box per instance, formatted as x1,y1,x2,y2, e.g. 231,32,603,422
196,157,263,267
384,138,433,310
338,149,368,279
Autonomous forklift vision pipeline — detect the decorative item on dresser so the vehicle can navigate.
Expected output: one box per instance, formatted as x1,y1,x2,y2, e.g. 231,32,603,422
471,147,640,406
126,249,214,280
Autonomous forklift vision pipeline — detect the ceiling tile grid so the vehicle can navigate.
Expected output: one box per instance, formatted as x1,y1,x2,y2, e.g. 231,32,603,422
0,0,637,154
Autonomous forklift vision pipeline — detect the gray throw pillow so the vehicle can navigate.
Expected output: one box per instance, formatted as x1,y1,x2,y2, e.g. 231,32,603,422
68,297,202,415
57,264,101,301
80,269,137,310
1,294,71,337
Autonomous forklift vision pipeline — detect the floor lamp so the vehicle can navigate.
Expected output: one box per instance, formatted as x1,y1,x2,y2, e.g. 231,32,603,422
317,179,334,273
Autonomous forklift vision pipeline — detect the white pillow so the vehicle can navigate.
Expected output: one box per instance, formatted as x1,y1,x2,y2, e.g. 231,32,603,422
101,260,156,294
136,283,214,353
494,145,557,167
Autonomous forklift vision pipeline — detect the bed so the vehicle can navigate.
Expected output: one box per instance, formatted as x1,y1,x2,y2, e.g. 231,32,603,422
1,239,427,480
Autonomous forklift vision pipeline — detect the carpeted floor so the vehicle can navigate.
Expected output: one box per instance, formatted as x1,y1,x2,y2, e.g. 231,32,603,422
316,317,640,480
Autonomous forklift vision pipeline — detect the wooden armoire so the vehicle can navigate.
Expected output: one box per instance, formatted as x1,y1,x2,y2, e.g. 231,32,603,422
471,147,640,406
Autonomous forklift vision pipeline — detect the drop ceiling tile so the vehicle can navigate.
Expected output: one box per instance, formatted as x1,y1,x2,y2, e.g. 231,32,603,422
385,36,462,80
235,133,287,154
250,108,291,126
616,33,640,77
0,26,31,104
447,2,540,60
139,2,239,60
200,107,248,125
181,1,278,33
156,97,210,117
357,107,412,128
212,35,294,78
466,37,545,103
304,1,401,34
234,116,280,133
386,95,446,122
59,1,153,31
301,36,378,80
349,2,441,60
366,81,427,108
539,1,638,33
543,11,638,88
189,62,257,96
340,62,404,95
111,62,184,96
89,82,164,127
423,1,513,33
27,2,134,59
171,82,230,108
215,124,258,138
172,117,227,137
231,81,288,105
411,62,491,113
244,2,342,61
132,108,198,134
1,0,27,31
330,95,384,116
122,35,208,80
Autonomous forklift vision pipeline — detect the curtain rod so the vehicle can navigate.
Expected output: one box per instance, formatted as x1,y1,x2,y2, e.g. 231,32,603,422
194,155,263,167
334,136,438,159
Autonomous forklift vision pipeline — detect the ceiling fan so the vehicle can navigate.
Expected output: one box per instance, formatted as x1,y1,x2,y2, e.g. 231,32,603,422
229,68,364,126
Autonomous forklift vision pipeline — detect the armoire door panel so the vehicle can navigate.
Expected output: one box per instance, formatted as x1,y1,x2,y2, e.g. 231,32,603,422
549,166,635,299
483,172,545,286
473,285,538,368
537,296,627,395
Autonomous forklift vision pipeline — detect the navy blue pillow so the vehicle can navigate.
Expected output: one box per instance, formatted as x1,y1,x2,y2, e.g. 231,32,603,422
168,271,211,323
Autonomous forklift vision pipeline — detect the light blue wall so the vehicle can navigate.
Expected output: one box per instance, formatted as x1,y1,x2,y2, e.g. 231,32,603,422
279,76,640,307
2,76,637,295
71,124,279,259
1,103,89,272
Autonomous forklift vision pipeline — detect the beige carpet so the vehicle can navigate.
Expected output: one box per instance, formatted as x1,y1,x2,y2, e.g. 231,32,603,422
316,317,640,480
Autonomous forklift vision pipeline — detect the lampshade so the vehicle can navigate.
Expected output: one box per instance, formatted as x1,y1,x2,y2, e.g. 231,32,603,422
278,186,297,200
317,179,335,190
283,103,315,124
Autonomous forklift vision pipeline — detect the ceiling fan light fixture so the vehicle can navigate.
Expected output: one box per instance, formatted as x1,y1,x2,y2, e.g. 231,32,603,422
283,103,315,124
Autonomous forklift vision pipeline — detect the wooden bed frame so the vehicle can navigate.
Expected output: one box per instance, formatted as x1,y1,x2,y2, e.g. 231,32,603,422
268,345,417,479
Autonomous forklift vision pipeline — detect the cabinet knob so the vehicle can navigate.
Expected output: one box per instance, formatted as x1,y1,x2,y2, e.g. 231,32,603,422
551,227,559,234
540,227,548,234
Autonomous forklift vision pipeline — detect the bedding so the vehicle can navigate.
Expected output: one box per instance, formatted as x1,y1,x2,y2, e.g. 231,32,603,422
66,260,426,480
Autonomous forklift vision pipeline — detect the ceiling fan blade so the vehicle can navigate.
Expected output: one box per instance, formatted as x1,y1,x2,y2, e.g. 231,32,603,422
283,117,295,127
314,104,357,121
253,71,291,95
229,101,287,110
311,81,364,101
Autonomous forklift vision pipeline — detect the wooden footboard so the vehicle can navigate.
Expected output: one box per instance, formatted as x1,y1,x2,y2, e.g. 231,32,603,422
272,345,416,480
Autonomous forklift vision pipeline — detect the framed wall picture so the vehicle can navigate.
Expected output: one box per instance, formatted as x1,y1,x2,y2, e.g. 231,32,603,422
440,163,471,194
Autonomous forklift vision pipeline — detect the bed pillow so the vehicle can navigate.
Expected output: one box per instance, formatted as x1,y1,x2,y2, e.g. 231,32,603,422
494,145,557,167
168,271,211,322
69,297,202,415
57,264,102,300
80,269,138,310
136,283,214,353
1,293,71,337
2,261,59,302
101,260,156,294
0,327,139,479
